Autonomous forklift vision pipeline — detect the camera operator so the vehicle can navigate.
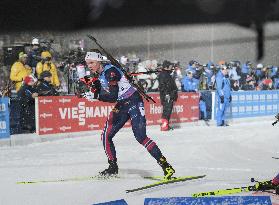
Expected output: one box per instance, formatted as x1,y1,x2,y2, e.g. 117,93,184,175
36,51,60,88
158,60,178,131
36,71,59,96
27,38,42,75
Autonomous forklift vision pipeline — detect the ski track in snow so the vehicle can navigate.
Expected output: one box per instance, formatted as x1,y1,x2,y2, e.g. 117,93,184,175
0,118,278,205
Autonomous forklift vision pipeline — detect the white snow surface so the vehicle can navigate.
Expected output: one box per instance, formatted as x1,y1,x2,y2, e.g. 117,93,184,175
0,118,278,205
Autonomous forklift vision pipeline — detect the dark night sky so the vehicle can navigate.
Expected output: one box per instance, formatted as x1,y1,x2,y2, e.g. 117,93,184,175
0,0,277,32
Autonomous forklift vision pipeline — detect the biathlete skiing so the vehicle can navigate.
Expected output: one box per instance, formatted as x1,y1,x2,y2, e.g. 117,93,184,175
77,50,175,179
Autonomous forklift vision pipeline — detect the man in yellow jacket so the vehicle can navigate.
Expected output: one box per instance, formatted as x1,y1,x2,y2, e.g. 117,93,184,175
10,52,33,92
36,51,60,87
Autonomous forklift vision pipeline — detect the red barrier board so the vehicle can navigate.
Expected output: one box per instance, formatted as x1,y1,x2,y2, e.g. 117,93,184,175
35,93,199,135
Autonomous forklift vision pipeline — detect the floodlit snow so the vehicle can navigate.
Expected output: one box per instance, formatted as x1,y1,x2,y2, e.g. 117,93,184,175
0,117,278,205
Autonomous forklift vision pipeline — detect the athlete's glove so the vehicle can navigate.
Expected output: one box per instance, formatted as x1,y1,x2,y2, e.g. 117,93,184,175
76,76,101,100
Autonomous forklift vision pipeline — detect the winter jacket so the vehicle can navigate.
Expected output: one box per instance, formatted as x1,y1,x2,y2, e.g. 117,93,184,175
36,61,60,87
10,61,32,91
158,70,178,102
181,76,199,92
216,71,231,99
37,80,59,96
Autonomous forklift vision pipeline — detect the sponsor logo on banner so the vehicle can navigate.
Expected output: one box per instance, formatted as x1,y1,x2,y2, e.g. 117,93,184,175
150,104,184,114
191,95,199,99
40,127,53,133
260,95,265,100
0,103,6,112
191,106,199,110
180,117,188,121
88,124,99,129
232,95,238,101
173,105,184,113
58,102,113,126
246,95,252,101
59,98,71,103
150,104,162,114
146,120,154,124
59,126,71,131
0,121,6,129
39,99,53,104
37,93,199,135
180,95,188,99
239,95,245,101
40,113,53,118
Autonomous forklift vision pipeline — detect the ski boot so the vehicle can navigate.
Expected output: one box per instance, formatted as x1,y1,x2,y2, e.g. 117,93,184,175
99,159,118,176
158,156,175,180
161,119,170,131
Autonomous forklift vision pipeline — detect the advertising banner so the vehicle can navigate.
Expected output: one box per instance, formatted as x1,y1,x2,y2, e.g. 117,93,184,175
36,93,199,135
213,90,279,119
0,97,10,139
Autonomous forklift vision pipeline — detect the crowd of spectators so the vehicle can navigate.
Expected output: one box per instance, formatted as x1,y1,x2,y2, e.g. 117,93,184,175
181,60,279,92
121,58,279,93
2,37,279,132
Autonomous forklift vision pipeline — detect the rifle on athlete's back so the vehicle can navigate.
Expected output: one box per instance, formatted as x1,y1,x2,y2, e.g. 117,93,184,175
87,35,156,103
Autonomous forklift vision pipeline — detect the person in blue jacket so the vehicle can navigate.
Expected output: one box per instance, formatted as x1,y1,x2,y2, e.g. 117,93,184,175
77,51,175,179
215,64,232,126
181,70,199,92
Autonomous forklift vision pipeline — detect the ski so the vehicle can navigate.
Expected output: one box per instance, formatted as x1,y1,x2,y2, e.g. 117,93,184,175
126,175,206,193
17,174,120,184
192,180,272,197
272,157,279,159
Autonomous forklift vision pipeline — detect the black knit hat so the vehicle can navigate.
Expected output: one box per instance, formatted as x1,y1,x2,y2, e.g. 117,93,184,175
162,60,172,68
40,71,52,79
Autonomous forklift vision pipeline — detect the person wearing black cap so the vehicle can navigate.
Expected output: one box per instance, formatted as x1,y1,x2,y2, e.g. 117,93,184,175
36,71,59,96
158,60,178,131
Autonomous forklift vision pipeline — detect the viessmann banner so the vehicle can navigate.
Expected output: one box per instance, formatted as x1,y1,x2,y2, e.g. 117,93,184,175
35,93,199,135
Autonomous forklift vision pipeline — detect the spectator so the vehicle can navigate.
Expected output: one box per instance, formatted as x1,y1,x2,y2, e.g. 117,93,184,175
203,62,214,90
17,75,38,133
27,38,42,74
255,63,264,83
172,61,183,91
36,51,60,88
242,76,256,91
37,71,59,96
186,60,199,77
272,66,279,89
10,52,33,92
181,70,199,92
230,79,240,91
240,61,252,86
228,61,241,83
158,60,178,131
259,78,273,90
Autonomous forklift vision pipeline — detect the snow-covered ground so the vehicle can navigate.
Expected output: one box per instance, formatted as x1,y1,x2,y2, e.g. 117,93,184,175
0,117,278,205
